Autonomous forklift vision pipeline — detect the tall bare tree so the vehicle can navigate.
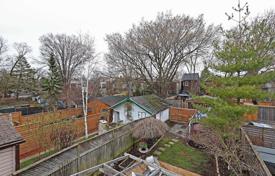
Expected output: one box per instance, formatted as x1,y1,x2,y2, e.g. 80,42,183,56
105,36,136,96
0,36,9,98
0,36,8,64
105,12,219,97
39,33,95,86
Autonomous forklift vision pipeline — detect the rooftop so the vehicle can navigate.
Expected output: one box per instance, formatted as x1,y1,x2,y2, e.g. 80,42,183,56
182,73,199,81
0,118,24,149
99,96,127,107
132,95,169,115
253,145,275,164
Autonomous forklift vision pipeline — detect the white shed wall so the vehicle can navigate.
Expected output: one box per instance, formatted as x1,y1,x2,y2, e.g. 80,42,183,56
112,102,150,124
156,108,169,122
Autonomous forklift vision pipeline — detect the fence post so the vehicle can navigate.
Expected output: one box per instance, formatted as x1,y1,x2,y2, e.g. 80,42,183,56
77,144,80,172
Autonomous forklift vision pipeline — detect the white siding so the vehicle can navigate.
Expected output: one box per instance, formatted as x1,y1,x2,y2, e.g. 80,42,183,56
156,108,169,122
0,146,16,176
112,102,150,124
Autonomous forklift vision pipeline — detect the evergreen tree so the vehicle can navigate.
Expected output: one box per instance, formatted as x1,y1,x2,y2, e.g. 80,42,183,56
42,53,62,111
10,56,36,99
202,5,275,132
195,4,275,175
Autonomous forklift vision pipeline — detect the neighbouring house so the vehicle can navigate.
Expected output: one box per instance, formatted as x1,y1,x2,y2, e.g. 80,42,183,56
180,73,200,95
109,94,170,124
0,119,24,175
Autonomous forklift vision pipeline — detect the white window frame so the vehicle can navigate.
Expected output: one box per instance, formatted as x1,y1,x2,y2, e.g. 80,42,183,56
138,112,146,119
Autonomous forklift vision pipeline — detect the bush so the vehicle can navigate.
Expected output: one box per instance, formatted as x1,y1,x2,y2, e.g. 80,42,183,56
50,121,77,150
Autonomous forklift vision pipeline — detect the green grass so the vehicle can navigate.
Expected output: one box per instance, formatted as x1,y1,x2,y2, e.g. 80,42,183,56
158,137,209,174
20,150,56,168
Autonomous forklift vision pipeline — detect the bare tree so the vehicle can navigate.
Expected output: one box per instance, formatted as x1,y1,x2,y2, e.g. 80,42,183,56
0,36,8,64
105,34,137,96
0,36,9,98
10,42,32,73
39,33,95,86
106,12,219,97
81,61,97,138
192,127,260,175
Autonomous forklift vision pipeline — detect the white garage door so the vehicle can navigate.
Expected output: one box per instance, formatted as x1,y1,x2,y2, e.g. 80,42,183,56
0,146,15,176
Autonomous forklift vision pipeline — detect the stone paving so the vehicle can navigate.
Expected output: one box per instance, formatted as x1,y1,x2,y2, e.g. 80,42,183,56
153,138,178,157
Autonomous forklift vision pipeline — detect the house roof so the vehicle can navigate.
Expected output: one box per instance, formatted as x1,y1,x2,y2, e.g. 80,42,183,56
182,73,199,81
0,119,24,149
131,95,169,115
99,96,127,107
178,90,191,97
253,145,275,164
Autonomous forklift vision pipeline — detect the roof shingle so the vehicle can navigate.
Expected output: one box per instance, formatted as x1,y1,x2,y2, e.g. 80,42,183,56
131,95,169,115
0,119,24,148
182,73,199,81
99,96,127,107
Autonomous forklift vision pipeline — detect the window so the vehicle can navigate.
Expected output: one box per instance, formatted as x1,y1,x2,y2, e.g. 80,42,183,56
138,112,146,119
185,81,189,86
113,111,120,122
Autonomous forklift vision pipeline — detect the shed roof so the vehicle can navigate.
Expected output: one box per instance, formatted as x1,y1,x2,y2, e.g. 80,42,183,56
0,119,24,149
182,73,199,81
99,96,127,107
253,145,275,164
131,95,169,115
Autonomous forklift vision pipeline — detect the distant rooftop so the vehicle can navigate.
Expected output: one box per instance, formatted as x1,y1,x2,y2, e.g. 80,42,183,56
182,73,199,81
99,96,127,107
0,119,24,149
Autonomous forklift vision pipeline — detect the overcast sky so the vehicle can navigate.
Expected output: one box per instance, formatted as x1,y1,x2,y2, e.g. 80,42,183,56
0,0,275,65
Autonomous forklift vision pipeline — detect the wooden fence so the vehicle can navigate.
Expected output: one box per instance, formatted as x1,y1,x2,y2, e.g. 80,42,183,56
13,120,137,176
258,106,275,124
242,125,275,149
12,107,98,159
169,107,197,123
16,114,100,159
11,108,83,125
240,128,272,176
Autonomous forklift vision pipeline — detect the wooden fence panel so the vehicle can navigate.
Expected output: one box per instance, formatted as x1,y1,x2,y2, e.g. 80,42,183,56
258,106,275,123
13,120,136,176
16,114,100,159
169,107,197,123
240,128,272,176
243,125,275,149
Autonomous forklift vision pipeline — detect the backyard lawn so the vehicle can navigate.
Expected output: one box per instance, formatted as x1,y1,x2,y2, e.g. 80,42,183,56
156,137,210,175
